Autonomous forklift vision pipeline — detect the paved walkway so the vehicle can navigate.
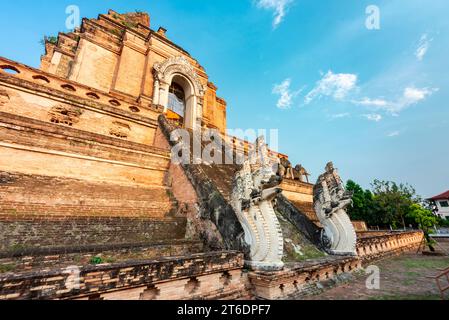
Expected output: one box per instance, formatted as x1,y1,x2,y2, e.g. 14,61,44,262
305,242,449,300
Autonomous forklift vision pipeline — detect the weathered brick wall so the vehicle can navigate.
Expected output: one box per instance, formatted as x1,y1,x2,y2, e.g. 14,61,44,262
0,80,159,146
0,170,186,252
157,116,248,254
0,111,170,187
70,39,119,92
279,180,320,225
0,168,185,253
0,108,182,253
249,256,362,300
352,221,368,232
280,180,314,203
0,215,187,252
1,57,162,120
0,240,203,273
0,172,175,217
0,251,247,300
357,231,424,262
154,123,228,249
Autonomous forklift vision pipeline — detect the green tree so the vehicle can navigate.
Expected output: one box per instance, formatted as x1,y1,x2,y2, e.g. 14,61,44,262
371,180,417,229
406,203,437,252
346,180,377,225
40,35,58,46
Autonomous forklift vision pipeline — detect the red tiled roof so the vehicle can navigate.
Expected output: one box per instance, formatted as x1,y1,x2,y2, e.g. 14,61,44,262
428,190,449,201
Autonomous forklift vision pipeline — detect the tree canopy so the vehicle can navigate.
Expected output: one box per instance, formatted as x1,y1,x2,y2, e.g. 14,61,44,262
346,179,439,230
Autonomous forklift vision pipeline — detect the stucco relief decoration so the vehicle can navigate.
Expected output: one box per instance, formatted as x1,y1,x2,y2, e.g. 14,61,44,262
109,121,131,139
0,88,9,106
48,104,84,127
153,56,206,97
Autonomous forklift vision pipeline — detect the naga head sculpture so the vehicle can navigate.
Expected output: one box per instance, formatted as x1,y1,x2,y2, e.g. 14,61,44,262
325,162,335,173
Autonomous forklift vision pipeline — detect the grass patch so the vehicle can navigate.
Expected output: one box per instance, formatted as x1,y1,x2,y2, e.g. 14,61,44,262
277,211,326,262
353,269,367,277
104,257,116,264
402,279,417,286
404,271,420,277
7,244,30,254
301,245,327,261
402,257,449,270
370,293,441,301
90,256,104,265
0,264,16,273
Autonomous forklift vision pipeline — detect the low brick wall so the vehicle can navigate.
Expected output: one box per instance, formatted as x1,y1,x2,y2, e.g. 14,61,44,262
249,256,361,300
0,231,427,300
0,240,203,273
357,231,393,238
352,221,368,232
357,231,424,262
248,231,424,300
0,251,248,300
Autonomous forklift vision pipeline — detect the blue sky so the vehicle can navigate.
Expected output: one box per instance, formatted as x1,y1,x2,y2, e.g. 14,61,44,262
0,0,447,197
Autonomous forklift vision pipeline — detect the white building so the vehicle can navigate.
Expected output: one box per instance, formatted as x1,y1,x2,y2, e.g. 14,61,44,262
428,190,449,220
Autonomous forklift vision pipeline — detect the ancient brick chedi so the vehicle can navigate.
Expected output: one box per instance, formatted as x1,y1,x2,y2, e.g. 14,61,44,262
0,10,423,300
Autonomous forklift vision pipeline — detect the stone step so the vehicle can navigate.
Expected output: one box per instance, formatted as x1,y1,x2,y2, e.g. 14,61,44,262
0,215,188,252
0,201,178,217
0,172,174,204
0,172,179,218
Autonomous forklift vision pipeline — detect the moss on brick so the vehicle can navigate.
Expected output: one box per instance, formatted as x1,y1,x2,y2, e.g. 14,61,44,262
277,212,325,262
0,264,16,273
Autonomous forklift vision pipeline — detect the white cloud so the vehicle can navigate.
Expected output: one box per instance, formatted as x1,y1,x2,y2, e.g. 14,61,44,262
415,34,432,61
352,87,438,115
363,114,382,122
387,131,400,137
272,78,301,109
304,71,358,105
256,0,294,28
330,113,350,119
392,86,438,114
352,98,388,107
403,87,435,104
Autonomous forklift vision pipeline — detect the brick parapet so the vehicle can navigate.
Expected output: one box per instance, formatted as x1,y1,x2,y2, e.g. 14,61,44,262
356,230,424,262
0,251,245,300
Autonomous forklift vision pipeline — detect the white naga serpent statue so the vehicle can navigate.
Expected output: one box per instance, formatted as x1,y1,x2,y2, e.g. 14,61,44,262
231,136,284,271
313,162,357,256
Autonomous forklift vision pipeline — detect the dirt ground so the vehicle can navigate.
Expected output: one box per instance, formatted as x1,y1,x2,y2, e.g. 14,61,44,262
305,240,449,300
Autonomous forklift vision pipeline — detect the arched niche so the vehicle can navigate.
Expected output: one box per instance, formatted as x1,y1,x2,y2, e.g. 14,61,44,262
153,56,206,131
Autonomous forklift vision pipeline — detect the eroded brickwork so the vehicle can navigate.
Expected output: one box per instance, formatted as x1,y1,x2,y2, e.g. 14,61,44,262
0,251,248,300
280,180,320,225
38,10,228,133
0,215,187,252
357,231,424,262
